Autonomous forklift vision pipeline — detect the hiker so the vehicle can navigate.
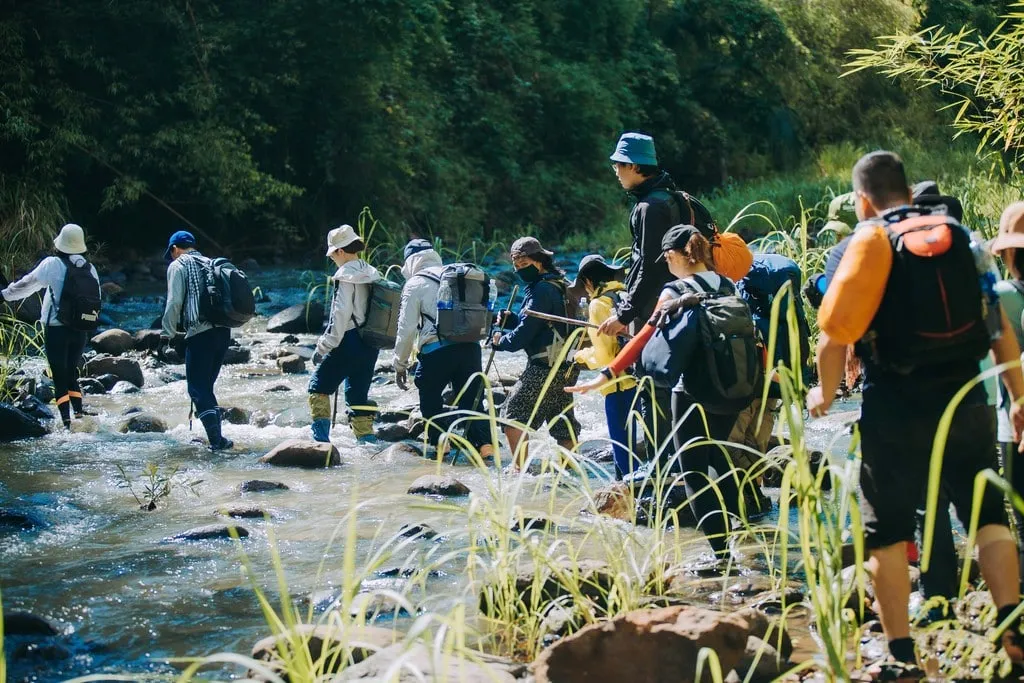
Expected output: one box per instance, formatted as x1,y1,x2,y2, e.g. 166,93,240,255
599,132,753,463
492,237,581,468
1,223,101,429
570,254,641,479
161,230,234,450
570,225,761,559
308,224,381,444
393,239,493,457
807,151,1024,670
991,201,1024,589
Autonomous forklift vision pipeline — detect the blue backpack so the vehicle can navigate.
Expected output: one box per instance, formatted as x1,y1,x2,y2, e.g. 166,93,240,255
736,253,810,368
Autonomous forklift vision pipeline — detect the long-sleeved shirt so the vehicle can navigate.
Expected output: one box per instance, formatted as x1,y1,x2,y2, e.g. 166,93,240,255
617,172,679,327
393,249,444,373
316,259,381,356
574,281,637,395
495,273,570,359
163,251,215,339
2,255,99,326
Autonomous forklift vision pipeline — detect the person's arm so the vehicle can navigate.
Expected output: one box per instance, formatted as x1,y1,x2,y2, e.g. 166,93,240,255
393,279,423,372
617,200,674,326
162,262,186,338
991,306,1024,446
496,289,545,353
1,258,52,303
575,296,619,369
316,282,354,356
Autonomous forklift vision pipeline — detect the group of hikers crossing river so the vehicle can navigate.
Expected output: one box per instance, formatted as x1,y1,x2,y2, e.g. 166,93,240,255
8,132,1024,677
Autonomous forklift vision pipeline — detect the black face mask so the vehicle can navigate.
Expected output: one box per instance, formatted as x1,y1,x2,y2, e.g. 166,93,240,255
516,265,542,283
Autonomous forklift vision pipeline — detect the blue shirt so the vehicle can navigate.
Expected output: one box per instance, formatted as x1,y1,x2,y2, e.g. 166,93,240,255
496,274,569,358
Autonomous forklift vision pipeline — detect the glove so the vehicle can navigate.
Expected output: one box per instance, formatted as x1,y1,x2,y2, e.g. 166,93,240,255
312,351,324,366
396,368,408,391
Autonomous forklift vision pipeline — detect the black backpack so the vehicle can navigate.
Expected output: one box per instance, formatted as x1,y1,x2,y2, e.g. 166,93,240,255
420,263,492,343
55,255,102,331
856,210,990,372
641,276,762,414
196,257,256,328
651,189,719,240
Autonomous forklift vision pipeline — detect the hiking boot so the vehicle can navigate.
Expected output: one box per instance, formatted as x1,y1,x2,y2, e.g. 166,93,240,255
199,410,232,451
311,418,332,443
350,415,376,443
57,400,72,429
209,437,234,452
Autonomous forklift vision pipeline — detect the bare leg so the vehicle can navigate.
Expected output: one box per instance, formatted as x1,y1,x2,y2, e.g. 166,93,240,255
868,542,912,642
504,426,526,469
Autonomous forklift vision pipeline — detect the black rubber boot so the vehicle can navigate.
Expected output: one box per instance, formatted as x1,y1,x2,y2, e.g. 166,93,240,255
58,401,72,429
199,410,233,451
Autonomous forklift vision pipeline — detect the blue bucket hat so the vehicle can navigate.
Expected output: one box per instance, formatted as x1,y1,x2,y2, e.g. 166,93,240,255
164,230,197,261
610,133,658,166
403,238,433,261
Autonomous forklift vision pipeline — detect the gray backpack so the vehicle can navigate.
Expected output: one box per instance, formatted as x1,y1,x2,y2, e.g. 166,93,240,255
421,263,492,343
358,277,403,349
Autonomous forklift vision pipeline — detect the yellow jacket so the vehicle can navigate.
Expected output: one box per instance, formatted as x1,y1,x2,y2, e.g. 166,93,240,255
573,281,637,396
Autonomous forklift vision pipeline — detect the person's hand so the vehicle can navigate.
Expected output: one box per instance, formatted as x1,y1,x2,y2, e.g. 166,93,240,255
491,331,502,347
565,373,610,394
1011,400,1024,452
598,316,627,337
654,293,701,327
806,386,832,418
396,368,408,391
312,351,324,366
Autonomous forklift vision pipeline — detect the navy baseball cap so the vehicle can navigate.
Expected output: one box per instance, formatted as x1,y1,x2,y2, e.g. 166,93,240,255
164,230,197,261
403,238,433,261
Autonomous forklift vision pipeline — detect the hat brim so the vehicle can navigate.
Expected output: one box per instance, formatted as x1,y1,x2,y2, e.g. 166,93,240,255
571,262,625,290
55,238,86,255
990,233,1024,254
609,152,657,166
327,236,360,256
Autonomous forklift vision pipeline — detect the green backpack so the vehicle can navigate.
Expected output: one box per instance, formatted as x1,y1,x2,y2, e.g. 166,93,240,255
358,277,403,349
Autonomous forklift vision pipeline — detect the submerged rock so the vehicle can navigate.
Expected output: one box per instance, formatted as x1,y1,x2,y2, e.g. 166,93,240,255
374,422,411,442
265,384,292,393
259,439,340,468
276,354,306,374
168,524,249,542
3,612,59,636
90,328,135,355
0,403,47,441
250,624,398,677
338,643,526,682
378,443,424,460
0,508,47,532
221,406,251,425
216,504,269,519
398,523,437,539
241,480,290,493
266,303,324,334
222,346,252,365
118,413,168,434
83,355,144,388
110,380,140,394
78,378,107,395
407,475,470,497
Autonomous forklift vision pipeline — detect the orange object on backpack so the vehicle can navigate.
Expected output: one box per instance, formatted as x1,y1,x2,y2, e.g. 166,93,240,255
713,232,754,282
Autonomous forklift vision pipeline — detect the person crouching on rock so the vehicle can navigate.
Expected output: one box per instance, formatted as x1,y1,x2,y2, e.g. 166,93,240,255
308,225,381,444
162,230,233,451
2,223,101,429
492,237,581,470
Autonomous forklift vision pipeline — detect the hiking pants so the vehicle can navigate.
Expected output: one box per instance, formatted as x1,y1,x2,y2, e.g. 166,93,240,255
1000,441,1024,588
185,327,231,422
639,383,673,464
671,391,743,558
414,342,489,448
605,386,641,479
308,328,378,420
915,490,959,601
45,325,87,408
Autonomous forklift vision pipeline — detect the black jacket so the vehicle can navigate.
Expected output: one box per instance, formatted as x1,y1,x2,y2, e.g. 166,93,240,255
618,171,680,327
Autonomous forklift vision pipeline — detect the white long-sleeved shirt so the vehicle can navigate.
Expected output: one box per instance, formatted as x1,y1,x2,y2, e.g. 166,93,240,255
1,255,99,326
316,260,381,356
393,249,444,373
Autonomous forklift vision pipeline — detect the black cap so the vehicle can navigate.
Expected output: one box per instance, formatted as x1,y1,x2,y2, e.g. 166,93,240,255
571,254,625,289
657,224,701,261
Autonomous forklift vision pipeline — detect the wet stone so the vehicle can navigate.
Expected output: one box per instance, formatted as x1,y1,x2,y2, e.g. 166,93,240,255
375,567,446,579
90,328,135,355
267,303,324,334
119,413,168,434
111,380,140,394
260,439,341,468
398,523,437,539
95,373,121,391
510,515,555,532
157,369,186,384
407,475,470,497
222,346,252,365
337,643,524,683
78,378,106,395
121,406,143,416
221,406,251,425
241,480,290,493
375,409,413,424
168,524,249,542
3,611,59,636
276,354,306,374
350,593,413,620
134,329,162,351
378,443,424,460
280,334,300,344
0,403,47,441
250,624,398,677
374,423,411,442
265,384,292,392
83,355,144,387
217,504,269,519
0,508,47,532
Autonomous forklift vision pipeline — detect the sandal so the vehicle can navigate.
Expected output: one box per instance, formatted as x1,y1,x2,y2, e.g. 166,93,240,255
864,659,925,683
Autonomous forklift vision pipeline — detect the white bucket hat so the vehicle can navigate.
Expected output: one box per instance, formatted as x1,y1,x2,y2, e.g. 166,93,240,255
326,224,361,256
54,223,87,255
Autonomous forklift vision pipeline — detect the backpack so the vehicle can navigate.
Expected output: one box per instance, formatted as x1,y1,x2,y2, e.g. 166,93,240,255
650,189,753,281
641,275,762,414
55,255,102,331
420,263,492,343
855,210,991,373
196,257,256,328
737,254,811,368
650,189,718,239
359,277,403,349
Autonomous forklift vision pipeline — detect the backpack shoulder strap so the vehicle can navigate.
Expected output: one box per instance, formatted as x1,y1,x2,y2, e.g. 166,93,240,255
1010,280,1024,298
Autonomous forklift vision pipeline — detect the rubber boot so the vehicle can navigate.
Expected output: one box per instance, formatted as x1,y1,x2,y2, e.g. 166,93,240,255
350,414,377,443
199,410,234,451
69,392,94,417
311,418,332,443
57,399,72,430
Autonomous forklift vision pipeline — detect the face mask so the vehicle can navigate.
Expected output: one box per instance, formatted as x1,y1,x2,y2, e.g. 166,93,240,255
516,265,541,283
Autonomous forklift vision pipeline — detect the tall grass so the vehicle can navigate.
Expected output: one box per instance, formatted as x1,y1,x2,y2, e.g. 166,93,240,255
0,180,65,280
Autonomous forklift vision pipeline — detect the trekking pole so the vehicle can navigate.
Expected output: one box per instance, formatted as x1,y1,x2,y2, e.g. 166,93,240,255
523,309,634,337
485,285,518,378
331,389,339,428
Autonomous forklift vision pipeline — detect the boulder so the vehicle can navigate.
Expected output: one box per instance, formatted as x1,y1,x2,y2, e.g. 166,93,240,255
379,443,424,460
532,606,753,683
222,406,251,425
122,406,143,416
110,380,140,394
589,483,634,521
223,346,252,365
259,440,340,468
168,524,249,542
241,480,290,493
95,373,121,391
407,475,470,497
13,395,53,422
134,329,163,352
33,377,55,403
100,281,123,299
119,413,168,434
217,504,269,520
251,624,399,678
374,422,411,442
267,303,324,334
276,354,306,374
0,403,47,441
90,329,135,355
84,355,144,388
78,378,107,395
338,643,525,682
3,612,59,637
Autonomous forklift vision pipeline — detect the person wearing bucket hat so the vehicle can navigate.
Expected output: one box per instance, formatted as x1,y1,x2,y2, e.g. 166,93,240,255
161,229,235,450
492,236,581,467
2,223,101,429
569,254,640,479
307,224,382,444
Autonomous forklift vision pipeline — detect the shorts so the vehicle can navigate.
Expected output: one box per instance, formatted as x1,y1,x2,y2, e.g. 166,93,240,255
501,361,581,443
859,399,1007,549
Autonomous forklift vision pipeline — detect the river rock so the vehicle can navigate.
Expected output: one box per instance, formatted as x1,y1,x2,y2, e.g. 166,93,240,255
350,593,413,620
217,504,269,519
251,624,399,678
276,354,306,374
3,612,59,636
375,408,414,424
13,394,53,422
374,422,411,442
90,328,135,355
578,439,615,464
282,345,315,360
222,406,251,425
100,281,123,299
480,560,613,617
94,373,121,391
532,606,752,683
280,334,300,344
338,643,525,682
158,346,183,364
0,403,47,441
379,442,424,460
267,303,324,334
168,524,249,542
241,480,290,493
223,346,252,365
111,380,140,394
84,355,144,387
33,377,55,403
374,360,395,374
589,483,634,521
259,440,340,468
0,508,47,532
78,377,106,395
407,475,470,497
134,329,163,351
398,523,437,539
119,413,168,433
265,384,291,392
157,369,186,384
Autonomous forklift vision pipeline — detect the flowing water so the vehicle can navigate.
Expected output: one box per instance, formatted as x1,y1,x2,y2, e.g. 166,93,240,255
0,267,858,682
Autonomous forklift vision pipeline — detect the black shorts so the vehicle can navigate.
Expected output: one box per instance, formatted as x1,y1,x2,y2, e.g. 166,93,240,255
859,400,1006,549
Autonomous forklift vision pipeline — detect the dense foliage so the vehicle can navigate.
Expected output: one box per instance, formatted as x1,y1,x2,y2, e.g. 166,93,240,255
0,0,1011,264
